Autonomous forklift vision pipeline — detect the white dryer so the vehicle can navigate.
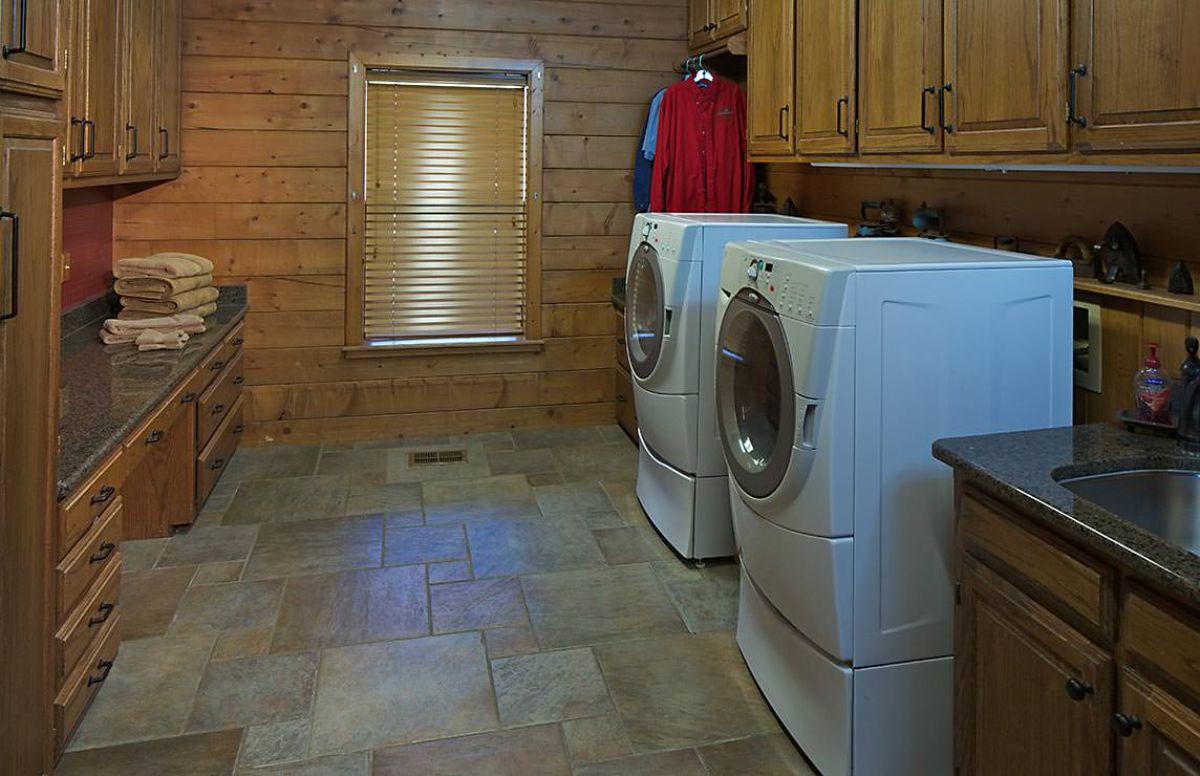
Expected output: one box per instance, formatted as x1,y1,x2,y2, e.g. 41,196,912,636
624,214,846,560
714,238,1073,776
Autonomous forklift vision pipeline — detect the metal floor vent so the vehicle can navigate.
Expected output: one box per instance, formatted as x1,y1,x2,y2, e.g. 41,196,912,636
409,449,468,466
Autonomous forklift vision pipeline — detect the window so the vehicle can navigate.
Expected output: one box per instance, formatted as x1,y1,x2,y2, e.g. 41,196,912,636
346,56,544,353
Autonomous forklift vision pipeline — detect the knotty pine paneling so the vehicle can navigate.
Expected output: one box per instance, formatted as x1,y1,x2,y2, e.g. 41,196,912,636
115,0,684,445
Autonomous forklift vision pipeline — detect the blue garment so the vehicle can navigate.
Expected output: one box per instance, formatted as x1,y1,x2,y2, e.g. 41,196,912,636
633,89,666,213
642,88,667,161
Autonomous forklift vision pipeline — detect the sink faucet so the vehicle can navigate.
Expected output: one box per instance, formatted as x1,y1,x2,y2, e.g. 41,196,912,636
1178,337,1200,456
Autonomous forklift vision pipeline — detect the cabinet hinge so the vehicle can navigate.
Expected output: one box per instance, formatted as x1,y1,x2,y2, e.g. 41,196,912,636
955,581,962,605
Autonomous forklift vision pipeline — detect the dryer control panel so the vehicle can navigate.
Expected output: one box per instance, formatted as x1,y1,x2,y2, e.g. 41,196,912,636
735,254,820,323
636,217,687,261
722,241,853,327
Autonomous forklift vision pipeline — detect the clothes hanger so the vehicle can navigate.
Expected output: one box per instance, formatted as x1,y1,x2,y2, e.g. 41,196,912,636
693,54,714,86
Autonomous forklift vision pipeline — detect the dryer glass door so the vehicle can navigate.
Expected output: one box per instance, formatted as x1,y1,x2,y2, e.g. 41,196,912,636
626,242,665,379
716,290,795,499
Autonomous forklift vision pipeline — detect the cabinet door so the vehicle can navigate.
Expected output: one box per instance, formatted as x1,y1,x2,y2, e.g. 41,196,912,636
858,0,943,154
0,108,60,776
72,0,120,178
746,0,794,156
153,0,181,173
118,0,153,174
711,0,746,39
0,0,64,95
1072,0,1200,152
123,392,196,539
943,0,1069,154
1117,670,1200,775
688,0,712,50
796,0,856,155
955,557,1113,776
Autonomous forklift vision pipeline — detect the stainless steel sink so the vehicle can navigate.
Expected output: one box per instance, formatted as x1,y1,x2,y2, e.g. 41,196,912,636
1058,469,1200,556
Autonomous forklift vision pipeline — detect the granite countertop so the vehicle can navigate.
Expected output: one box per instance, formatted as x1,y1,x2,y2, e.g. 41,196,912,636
57,286,248,500
933,423,1200,606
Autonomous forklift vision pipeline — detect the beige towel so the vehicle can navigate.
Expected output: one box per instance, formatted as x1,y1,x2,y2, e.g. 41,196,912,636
120,286,220,315
118,301,218,321
103,314,206,338
113,273,212,301
114,253,215,280
136,330,190,352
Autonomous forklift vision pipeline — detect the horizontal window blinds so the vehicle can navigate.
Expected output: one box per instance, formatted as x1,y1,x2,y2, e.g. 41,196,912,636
364,71,530,344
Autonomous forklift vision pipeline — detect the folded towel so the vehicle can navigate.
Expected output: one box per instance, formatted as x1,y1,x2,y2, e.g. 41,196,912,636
103,314,206,338
99,328,136,346
113,273,213,301
136,330,190,352
118,301,218,321
114,253,215,280
119,286,220,315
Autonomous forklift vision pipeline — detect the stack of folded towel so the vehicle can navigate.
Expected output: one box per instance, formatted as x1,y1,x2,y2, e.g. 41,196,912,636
100,314,208,352
113,252,219,320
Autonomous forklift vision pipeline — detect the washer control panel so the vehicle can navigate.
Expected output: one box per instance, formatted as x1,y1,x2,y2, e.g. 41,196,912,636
637,217,684,260
738,253,820,323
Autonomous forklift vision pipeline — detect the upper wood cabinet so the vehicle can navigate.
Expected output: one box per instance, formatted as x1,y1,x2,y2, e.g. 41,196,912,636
152,0,181,173
746,0,794,156
943,0,1070,154
65,0,120,178
1071,0,1200,153
795,0,856,155
689,0,747,51
858,0,943,154
118,0,153,174
0,0,65,96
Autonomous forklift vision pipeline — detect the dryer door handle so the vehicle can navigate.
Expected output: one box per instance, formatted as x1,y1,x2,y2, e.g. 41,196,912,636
663,307,674,337
798,399,819,450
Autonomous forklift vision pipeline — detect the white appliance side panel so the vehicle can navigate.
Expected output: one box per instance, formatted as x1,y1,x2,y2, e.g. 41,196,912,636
632,385,700,474
852,266,1073,668
853,658,954,776
732,490,854,660
692,473,735,559
738,567,853,776
635,255,702,396
637,433,697,558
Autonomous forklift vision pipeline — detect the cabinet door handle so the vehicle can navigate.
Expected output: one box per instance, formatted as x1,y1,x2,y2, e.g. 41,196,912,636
85,118,96,160
70,118,88,162
158,127,170,160
920,85,937,134
87,659,114,687
2,0,27,57
231,337,244,347
0,210,18,322
125,123,139,160
180,392,198,404
836,96,849,137
89,602,115,627
938,83,954,134
1113,712,1143,737
211,360,226,372
1068,64,1088,127
209,457,226,471
146,430,164,444
232,375,244,386
89,485,116,506
211,403,226,415
1064,678,1094,701
778,105,789,139
233,424,245,435
89,541,116,563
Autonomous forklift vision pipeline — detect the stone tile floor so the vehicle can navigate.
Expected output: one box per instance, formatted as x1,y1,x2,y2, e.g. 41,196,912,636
59,426,815,775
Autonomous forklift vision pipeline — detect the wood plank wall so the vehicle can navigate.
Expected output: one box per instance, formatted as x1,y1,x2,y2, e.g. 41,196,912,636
113,0,686,446
763,164,1200,424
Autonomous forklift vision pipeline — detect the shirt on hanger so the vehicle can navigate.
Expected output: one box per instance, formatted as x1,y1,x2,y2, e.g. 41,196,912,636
650,76,753,214
642,88,667,161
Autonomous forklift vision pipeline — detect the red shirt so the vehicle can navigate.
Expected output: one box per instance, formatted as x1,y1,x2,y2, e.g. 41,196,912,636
650,77,753,213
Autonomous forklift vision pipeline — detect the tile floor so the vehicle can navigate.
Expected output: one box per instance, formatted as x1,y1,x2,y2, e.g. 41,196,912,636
59,425,815,775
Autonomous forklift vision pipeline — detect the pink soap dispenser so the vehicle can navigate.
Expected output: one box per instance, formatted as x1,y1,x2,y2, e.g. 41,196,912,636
1134,342,1171,424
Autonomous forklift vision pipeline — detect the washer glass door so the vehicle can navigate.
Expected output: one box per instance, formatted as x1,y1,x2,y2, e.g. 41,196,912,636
716,290,795,499
626,242,665,379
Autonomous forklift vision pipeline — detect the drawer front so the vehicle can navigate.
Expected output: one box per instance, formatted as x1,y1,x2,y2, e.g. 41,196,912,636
960,489,1112,632
55,558,121,684
58,448,126,560
55,612,121,755
198,395,244,505
199,351,244,445
57,499,122,624
125,387,187,471
1124,589,1200,695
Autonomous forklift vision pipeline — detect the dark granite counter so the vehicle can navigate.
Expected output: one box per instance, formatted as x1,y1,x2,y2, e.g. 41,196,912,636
934,423,1200,607
57,286,248,500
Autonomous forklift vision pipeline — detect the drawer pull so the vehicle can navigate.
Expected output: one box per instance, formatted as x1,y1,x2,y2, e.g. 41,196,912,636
233,424,245,435
89,602,115,627
1065,678,1094,701
146,430,164,444
233,376,245,386
211,360,226,372
89,485,115,506
211,404,226,415
231,337,244,347
87,659,114,687
180,392,198,404
1113,712,1143,737
209,458,226,471
89,541,116,564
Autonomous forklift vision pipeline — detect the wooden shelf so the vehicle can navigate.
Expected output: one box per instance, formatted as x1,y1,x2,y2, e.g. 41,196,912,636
1074,277,1200,314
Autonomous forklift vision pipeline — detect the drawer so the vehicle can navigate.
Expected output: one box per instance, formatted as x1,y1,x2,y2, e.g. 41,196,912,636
56,499,122,625
198,395,245,505
55,611,121,755
55,558,120,685
199,351,244,445
58,448,126,560
1124,589,1200,695
960,488,1113,633
195,320,244,392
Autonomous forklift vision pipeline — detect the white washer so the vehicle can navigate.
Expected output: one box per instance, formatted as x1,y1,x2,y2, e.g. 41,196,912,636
624,214,846,560
714,238,1073,776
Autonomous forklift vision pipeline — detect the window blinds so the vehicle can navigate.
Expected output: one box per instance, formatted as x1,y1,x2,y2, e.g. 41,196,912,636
363,70,530,345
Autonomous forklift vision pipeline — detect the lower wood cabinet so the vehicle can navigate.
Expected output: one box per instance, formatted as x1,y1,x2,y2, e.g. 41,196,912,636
123,382,197,539
53,610,120,755
1118,669,1200,774
198,394,244,505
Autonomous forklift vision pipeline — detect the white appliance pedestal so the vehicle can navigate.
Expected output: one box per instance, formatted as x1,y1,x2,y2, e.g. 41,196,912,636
637,433,735,560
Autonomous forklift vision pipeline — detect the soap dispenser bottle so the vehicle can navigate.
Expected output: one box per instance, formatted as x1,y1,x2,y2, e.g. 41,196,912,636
1135,342,1171,423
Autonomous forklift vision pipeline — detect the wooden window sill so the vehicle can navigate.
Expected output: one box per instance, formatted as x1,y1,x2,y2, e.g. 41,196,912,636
342,340,546,359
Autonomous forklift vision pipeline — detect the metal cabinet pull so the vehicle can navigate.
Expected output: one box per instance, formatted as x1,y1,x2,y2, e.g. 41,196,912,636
1068,64,1088,127
158,127,170,160
180,392,198,404
778,105,789,140
87,660,114,687
1064,678,1094,701
89,541,116,564
89,602,115,627
836,96,849,137
211,403,226,415
146,430,164,444
938,83,954,134
209,458,226,471
232,337,245,347
89,485,115,506
85,119,96,160
211,359,226,372
2,0,27,57
920,85,937,134
70,118,88,162
125,123,139,160
233,424,245,435
232,375,244,386
1113,712,1143,737
0,210,18,322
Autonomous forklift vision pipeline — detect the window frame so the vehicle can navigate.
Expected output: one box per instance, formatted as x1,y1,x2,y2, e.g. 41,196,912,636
344,53,545,357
